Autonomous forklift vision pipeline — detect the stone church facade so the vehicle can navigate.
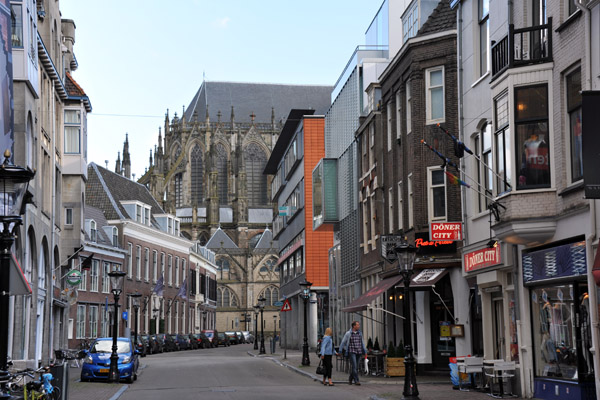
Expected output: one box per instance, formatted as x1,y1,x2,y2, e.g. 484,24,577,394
136,81,332,332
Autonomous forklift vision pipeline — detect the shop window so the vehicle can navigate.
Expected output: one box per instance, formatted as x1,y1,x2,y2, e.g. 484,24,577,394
494,92,511,194
566,68,582,183
515,85,550,189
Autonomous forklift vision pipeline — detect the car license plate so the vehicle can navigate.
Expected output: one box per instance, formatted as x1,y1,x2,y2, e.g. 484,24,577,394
99,368,109,373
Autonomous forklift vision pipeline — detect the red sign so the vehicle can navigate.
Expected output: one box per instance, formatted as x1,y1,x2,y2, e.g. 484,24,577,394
464,245,502,273
280,299,292,312
429,222,463,241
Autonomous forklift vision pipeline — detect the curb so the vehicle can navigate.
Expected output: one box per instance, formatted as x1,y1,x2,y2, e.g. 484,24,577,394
247,351,318,381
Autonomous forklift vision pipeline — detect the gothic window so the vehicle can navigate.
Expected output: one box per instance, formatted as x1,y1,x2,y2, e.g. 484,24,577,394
217,286,238,308
198,233,208,246
245,143,268,205
248,233,262,249
191,144,204,204
259,286,280,306
174,173,183,207
172,145,182,163
216,258,231,280
216,143,229,203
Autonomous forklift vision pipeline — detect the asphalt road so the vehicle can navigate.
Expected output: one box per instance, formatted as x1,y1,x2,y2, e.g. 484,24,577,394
120,344,378,400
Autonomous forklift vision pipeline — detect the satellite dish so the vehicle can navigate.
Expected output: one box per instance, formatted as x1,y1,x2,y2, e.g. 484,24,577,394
68,288,79,305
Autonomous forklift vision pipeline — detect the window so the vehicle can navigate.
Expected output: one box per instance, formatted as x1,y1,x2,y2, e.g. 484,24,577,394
90,260,99,292
136,246,141,280
88,305,98,339
175,173,183,207
153,251,158,283
369,124,375,166
160,253,165,279
567,0,577,16
426,67,445,124
217,258,230,280
144,207,150,226
136,205,142,223
10,4,23,48
515,85,550,189
406,82,412,134
402,3,419,43
76,305,86,339
428,168,447,221
397,181,403,231
79,268,87,291
90,220,97,242
175,257,180,287
191,144,204,204
64,110,81,154
481,123,493,203
182,259,186,287
388,188,394,233
495,92,511,194
168,255,173,285
127,243,133,277
474,134,484,212
245,143,268,205
217,287,238,308
102,262,110,293
215,143,228,203
112,227,118,247
566,68,582,182
387,103,393,152
65,208,73,225
408,174,414,228
396,91,402,140
144,248,150,281
479,0,490,77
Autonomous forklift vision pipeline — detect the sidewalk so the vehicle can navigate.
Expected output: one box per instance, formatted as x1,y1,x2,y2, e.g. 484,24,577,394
247,347,526,400
65,363,129,400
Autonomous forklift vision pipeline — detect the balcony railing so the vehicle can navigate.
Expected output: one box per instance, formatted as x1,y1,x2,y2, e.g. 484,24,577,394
491,17,552,80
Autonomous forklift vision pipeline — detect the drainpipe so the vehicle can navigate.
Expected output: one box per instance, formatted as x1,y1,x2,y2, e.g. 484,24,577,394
48,84,57,365
457,2,467,248
574,2,600,400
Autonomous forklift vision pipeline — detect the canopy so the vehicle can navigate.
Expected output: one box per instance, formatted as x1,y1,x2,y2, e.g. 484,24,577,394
342,275,403,313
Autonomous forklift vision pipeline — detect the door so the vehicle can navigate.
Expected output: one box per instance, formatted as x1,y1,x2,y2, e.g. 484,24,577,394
492,294,505,360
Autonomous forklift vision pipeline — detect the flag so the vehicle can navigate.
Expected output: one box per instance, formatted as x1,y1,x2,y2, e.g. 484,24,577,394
445,171,470,188
80,253,94,269
153,274,164,297
177,278,187,300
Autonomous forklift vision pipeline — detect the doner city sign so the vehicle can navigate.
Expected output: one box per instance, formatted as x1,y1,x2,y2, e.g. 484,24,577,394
464,244,501,273
429,222,463,241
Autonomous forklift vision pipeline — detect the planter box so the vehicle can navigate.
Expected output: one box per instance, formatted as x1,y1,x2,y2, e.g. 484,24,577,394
385,357,405,377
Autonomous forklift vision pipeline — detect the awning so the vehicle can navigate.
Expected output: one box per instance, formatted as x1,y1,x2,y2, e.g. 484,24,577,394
409,268,449,288
342,275,403,313
593,246,600,287
10,254,32,295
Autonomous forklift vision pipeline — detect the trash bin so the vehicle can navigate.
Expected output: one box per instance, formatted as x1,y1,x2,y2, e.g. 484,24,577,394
50,363,69,400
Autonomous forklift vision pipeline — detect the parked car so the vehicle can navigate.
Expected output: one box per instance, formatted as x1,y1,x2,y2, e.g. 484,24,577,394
201,330,219,347
81,337,139,383
187,334,199,349
242,331,254,343
216,332,230,347
225,331,239,345
157,333,177,352
141,335,152,355
176,334,192,350
131,334,147,357
199,332,213,348
191,333,211,349
235,331,246,344
151,334,164,353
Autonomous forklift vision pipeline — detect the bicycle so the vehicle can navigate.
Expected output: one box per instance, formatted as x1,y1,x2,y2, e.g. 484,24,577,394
18,367,61,400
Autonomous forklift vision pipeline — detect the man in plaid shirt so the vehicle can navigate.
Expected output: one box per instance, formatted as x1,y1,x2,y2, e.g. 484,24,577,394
339,321,367,385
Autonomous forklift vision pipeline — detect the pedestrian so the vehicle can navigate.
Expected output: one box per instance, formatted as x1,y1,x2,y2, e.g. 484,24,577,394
339,321,367,385
319,327,338,386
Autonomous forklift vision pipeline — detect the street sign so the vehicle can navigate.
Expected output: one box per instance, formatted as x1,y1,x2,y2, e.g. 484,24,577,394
66,269,82,286
381,235,404,263
274,301,284,307
122,311,128,321
280,299,292,312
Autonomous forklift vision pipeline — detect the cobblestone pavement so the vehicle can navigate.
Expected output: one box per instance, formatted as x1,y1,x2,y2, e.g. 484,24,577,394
65,361,130,400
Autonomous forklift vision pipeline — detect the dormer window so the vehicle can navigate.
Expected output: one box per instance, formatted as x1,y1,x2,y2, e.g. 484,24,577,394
112,227,118,247
136,205,143,223
90,220,97,242
168,217,173,234
145,207,151,225
175,220,180,236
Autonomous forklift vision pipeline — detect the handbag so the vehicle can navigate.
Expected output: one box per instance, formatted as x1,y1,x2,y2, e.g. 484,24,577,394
316,359,326,375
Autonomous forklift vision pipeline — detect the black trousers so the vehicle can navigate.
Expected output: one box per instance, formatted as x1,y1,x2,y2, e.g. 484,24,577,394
322,355,333,379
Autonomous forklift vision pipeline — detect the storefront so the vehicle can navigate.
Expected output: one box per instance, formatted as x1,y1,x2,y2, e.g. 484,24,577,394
522,238,596,399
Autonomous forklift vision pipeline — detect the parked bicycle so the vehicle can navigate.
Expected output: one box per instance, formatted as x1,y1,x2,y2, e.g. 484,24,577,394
6,366,60,400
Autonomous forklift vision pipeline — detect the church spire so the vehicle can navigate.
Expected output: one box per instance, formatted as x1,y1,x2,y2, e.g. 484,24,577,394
122,133,131,179
149,148,153,168
115,152,121,174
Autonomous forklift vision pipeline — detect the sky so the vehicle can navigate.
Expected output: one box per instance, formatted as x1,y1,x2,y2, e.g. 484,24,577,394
59,0,384,179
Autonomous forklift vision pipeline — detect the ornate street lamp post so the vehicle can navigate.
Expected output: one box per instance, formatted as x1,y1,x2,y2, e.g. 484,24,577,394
258,297,266,354
299,279,312,366
394,240,419,399
202,310,207,330
108,270,126,383
0,152,34,398
253,305,259,351
130,292,142,354
273,315,277,343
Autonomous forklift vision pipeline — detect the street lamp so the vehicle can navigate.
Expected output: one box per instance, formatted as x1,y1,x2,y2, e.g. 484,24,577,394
273,315,277,348
258,296,266,354
394,239,419,399
253,305,259,350
130,292,142,354
152,307,159,334
202,310,207,330
108,270,126,383
299,279,312,366
0,151,34,399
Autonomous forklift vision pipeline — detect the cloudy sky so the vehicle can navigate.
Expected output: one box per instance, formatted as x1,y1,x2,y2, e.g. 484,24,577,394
60,0,384,179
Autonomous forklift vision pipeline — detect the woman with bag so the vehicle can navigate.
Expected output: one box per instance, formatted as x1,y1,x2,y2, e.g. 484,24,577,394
319,327,338,386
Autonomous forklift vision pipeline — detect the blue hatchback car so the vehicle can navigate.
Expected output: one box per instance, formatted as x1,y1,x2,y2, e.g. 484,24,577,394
80,337,139,383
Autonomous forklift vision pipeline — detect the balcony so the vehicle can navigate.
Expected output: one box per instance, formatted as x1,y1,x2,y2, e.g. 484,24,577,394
491,17,552,81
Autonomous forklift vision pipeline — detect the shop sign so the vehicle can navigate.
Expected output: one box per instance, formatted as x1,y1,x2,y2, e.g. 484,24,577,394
522,240,586,283
66,269,82,286
429,222,463,241
381,235,404,263
464,245,502,273
415,233,456,255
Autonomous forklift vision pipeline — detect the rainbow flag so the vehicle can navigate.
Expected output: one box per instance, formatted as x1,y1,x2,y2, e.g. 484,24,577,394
445,171,470,188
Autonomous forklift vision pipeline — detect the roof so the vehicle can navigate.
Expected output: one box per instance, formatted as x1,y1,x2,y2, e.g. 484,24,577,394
264,109,315,174
84,205,113,246
65,72,92,112
184,81,332,124
255,229,275,249
205,227,239,250
86,163,165,224
418,0,456,36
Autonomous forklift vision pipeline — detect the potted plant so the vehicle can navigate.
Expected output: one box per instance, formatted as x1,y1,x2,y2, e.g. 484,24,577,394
374,337,381,351
385,340,405,377
367,337,374,352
